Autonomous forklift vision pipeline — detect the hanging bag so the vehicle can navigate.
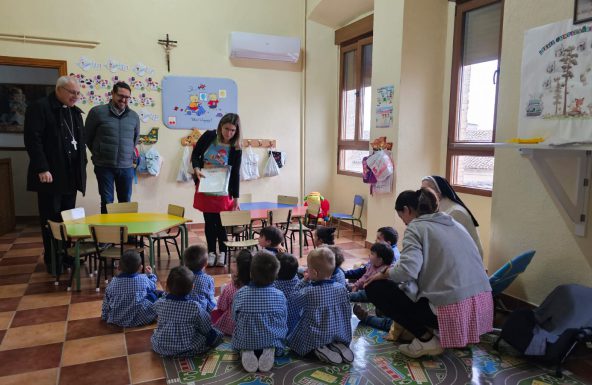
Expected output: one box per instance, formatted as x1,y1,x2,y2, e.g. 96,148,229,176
176,146,193,182
263,151,280,177
240,145,260,181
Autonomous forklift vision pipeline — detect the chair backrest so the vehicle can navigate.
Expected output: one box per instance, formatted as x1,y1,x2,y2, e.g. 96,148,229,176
47,220,67,241
106,202,139,214
61,207,85,221
220,210,252,227
277,195,298,205
238,193,253,204
489,250,536,295
268,208,292,229
305,202,321,227
167,204,185,217
89,224,128,245
352,195,364,219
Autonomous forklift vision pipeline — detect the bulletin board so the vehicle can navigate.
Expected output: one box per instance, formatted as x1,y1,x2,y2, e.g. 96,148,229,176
161,76,238,130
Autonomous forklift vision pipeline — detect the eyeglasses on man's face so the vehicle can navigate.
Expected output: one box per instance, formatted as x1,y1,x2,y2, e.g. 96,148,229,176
61,87,81,97
115,93,131,100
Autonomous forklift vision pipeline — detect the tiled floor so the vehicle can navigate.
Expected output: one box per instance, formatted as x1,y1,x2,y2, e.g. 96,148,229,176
0,220,370,385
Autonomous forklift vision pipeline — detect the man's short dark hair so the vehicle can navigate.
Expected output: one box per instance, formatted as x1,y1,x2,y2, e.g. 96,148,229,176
251,251,280,286
260,226,283,247
112,81,131,94
166,266,194,297
370,242,395,265
276,252,298,280
120,250,141,274
183,245,208,271
378,226,399,246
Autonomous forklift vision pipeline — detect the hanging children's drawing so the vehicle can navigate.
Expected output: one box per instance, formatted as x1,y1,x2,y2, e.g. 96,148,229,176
519,19,592,144
376,85,394,128
162,76,238,130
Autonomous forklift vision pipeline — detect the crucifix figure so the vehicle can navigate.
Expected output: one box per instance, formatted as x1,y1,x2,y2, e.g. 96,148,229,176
158,34,178,72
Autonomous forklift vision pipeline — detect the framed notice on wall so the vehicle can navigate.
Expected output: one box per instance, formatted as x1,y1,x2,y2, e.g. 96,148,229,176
162,76,238,130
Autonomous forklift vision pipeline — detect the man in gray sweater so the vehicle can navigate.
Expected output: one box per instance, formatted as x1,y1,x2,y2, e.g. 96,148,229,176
86,82,140,213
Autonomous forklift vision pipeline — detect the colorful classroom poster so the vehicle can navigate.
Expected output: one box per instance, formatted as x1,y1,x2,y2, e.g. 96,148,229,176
519,19,592,144
376,85,394,128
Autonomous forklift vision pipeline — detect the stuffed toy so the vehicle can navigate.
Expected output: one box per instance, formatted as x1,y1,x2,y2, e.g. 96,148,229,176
304,192,331,222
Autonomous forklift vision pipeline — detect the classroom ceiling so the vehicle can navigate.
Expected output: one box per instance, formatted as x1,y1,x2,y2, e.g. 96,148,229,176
308,0,374,29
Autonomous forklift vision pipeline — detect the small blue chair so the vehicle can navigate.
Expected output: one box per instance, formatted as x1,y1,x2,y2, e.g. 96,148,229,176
331,195,364,237
489,249,536,311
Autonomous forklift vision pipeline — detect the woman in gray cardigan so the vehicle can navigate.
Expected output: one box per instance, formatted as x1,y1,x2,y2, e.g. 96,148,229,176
365,188,492,358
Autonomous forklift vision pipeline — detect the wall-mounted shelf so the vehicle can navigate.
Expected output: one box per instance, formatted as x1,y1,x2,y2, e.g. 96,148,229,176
496,143,592,236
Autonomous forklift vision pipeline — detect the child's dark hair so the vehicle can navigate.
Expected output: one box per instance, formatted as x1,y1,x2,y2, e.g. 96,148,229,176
260,226,283,247
233,249,253,288
251,251,280,286
166,266,194,296
395,188,438,216
370,242,395,265
377,226,399,246
120,250,142,274
276,252,299,280
183,245,208,271
315,226,336,245
327,246,344,268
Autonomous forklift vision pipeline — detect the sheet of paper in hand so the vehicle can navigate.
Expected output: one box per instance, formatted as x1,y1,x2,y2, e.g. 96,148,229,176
198,166,231,194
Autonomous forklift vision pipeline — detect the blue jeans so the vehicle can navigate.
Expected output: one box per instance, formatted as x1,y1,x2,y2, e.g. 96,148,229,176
363,316,393,332
349,289,369,303
95,166,134,213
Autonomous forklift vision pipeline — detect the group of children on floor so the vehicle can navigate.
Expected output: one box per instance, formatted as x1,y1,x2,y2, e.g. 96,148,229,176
100,225,401,373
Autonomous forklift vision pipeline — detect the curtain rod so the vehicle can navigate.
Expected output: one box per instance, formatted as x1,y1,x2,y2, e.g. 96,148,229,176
0,33,100,48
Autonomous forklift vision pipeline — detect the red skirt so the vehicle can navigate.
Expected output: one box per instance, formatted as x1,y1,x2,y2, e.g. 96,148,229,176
193,187,234,213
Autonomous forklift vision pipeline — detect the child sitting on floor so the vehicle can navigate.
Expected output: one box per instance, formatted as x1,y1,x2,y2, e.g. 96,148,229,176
151,266,222,357
274,252,301,332
184,245,216,312
232,251,288,373
287,248,354,365
258,226,284,255
212,249,253,335
314,226,336,247
328,245,346,287
349,242,394,303
101,250,158,327
344,226,400,281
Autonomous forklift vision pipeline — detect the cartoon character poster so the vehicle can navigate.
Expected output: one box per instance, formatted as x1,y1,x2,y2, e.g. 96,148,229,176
161,76,238,130
519,19,592,144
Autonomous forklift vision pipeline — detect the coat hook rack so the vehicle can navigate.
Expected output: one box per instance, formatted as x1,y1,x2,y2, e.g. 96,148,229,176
242,139,276,148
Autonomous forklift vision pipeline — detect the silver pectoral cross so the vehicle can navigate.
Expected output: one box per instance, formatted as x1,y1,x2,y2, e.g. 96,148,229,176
71,139,77,151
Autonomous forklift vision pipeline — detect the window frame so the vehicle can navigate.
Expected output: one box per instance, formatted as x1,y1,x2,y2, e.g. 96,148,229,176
446,0,504,196
336,20,372,177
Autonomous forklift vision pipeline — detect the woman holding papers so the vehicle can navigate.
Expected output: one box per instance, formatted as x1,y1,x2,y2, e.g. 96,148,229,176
192,113,242,267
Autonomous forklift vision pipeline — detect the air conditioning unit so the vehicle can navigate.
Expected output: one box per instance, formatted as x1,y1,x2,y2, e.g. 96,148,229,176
229,32,301,63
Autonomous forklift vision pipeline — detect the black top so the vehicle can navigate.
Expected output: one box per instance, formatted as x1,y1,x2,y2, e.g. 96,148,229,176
191,130,242,198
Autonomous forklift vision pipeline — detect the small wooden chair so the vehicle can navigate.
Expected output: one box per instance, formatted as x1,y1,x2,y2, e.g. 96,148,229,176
220,210,259,271
267,208,293,248
152,204,185,260
286,202,320,253
61,207,97,275
277,195,298,205
106,201,139,214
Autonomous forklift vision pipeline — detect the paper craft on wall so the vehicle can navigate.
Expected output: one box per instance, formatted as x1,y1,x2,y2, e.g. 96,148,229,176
376,85,394,128
519,19,592,144
161,76,238,130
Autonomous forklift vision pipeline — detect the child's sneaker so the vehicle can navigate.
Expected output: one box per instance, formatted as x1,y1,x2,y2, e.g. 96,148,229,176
314,345,342,364
215,252,226,267
258,347,275,372
207,252,216,267
241,350,259,373
398,335,443,358
328,342,354,363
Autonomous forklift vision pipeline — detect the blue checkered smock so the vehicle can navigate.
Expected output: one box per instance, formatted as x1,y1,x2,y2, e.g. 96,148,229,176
101,273,157,327
188,270,216,312
274,276,301,332
331,267,347,287
151,294,220,357
287,279,352,356
231,284,288,351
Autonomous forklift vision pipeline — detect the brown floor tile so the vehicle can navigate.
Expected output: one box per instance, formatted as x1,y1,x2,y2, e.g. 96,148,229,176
124,322,157,333
0,311,14,330
0,238,15,244
2,248,43,258
0,298,20,312
24,281,65,295
11,305,68,328
0,343,62,377
132,379,166,385
28,272,56,283
0,330,4,344
9,242,44,250
0,264,36,276
128,351,165,384
0,245,9,252
0,367,58,385
70,290,104,304
68,300,102,320
17,291,71,310
13,236,43,244
0,274,31,286
34,263,48,272
125,328,154,355
0,321,66,350
0,256,40,266
337,241,369,250
62,333,126,366
0,284,27,299
0,233,18,240
59,356,130,385
67,317,123,340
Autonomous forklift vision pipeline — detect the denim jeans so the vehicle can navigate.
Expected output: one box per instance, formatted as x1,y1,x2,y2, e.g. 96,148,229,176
363,316,393,332
94,166,134,213
349,289,369,302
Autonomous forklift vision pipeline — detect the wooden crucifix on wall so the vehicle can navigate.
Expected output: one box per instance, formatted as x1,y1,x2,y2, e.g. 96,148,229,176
158,34,177,72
